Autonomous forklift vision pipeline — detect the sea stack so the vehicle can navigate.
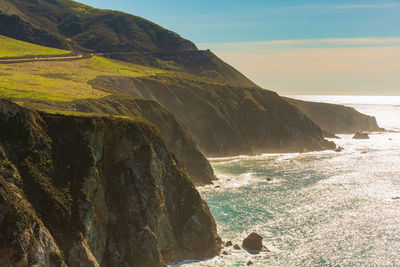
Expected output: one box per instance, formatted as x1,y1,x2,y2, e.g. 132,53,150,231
353,132,370,139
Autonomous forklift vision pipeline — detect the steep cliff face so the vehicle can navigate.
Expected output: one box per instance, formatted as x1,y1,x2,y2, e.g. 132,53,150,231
284,98,384,134
90,76,336,157
74,97,216,185
23,96,216,186
0,100,221,266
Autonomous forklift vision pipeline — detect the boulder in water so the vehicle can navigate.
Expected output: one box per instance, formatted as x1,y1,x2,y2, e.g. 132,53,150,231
247,260,254,266
242,233,269,252
233,244,241,250
225,241,233,247
353,132,370,139
335,146,344,152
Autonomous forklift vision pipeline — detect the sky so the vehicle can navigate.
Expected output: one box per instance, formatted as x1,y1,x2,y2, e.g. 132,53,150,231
77,0,400,95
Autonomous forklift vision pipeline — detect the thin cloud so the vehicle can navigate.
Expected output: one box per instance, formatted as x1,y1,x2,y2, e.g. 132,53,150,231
198,37,400,52
295,3,400,9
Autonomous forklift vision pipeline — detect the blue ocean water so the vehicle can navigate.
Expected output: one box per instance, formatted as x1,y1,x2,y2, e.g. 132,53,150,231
176,96,400,267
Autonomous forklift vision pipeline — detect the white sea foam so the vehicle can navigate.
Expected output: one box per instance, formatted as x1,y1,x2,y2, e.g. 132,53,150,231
181,96,400,266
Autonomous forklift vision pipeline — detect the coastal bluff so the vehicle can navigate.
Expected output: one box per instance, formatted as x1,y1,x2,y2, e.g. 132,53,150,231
284,97,383,134
0,100,221,266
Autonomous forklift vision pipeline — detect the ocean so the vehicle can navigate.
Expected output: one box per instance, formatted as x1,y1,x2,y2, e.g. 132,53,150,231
176,95,400,266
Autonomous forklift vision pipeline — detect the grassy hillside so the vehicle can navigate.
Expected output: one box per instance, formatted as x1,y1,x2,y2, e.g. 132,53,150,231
0,53,167,101
0,0,196,53
0,35,334,156
0,35,68,58
0,36,217,184
0,0,257,88
0,35,241,103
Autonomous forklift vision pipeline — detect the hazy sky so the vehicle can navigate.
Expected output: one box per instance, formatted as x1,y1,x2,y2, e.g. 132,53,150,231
78,0,400,95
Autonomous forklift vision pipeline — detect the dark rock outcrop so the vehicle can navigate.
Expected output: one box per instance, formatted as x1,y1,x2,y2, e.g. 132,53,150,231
353,132,370,139
75,97,216,185
242,233,266,251
90,76,336,157
22,97,216,186
0,100,221,266
285,97,383,134
335,146,344,152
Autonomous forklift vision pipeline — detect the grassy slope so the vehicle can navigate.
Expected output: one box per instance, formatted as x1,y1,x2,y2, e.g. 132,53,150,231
0,47,168,102
0,0,196,53
0,0,256,88
0,35,231,103
0,36,217,184
0,35,68,58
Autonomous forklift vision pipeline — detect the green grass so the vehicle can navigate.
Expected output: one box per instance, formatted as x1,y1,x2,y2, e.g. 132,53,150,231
0,35,69,58
0,36,231,104
0,55,166,101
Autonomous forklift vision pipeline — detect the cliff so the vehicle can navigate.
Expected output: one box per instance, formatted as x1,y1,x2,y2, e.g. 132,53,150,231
0,100,221,266
74,97,216,185
90,76,336,157
0,0,337,157
284,97,383,134
22,96,216,186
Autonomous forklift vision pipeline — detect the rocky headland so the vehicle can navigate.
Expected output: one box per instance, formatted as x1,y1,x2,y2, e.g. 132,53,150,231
89,76,336,157
0,100,221,266
285,97,383,134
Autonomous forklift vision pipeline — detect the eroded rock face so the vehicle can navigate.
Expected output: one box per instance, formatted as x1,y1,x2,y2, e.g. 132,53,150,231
90,76,336,157
73,97,216,185
0,100,221,266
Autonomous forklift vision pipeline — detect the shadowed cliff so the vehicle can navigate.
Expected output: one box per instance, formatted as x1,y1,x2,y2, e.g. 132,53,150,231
0,100,221,266
22,96,216,186
90,76,336,157
284,97,384,134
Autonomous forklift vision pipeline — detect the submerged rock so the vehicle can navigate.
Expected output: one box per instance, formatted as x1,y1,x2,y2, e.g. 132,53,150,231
353,132,370,139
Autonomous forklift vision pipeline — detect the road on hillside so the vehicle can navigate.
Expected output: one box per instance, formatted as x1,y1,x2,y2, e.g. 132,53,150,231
0,54,93,64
